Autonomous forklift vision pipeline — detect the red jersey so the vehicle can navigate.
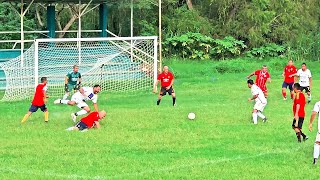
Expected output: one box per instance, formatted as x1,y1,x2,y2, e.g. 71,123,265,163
293,92,306,117
254,70,270,92
157,72,174,87
31,83,47,106
283,65,297,83
81,112,100,128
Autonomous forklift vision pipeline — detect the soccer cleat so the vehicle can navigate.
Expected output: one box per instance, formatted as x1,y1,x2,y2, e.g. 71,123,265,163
303,136,309,141
71,113,77,123
308,100,311,104
263,117,267,123
314,158,318,165
54,99,61,104
283,97,287,101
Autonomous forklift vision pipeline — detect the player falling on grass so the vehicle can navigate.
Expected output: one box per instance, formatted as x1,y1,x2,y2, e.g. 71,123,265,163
66,110,107,132
247,65,271,98
309,101,320,165
292,83,308,143
21,77,49,123
247,79,267,124
294,63,312,104
153,66,176,106
62,65,82,100
54,85,101,122
281,59,297,100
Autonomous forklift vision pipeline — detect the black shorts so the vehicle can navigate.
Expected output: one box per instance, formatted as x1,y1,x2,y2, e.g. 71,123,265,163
282,82,294,91
29,104,47,113
300,86,310,93
75,121,88,131
292,117,304,129
160,86,175,96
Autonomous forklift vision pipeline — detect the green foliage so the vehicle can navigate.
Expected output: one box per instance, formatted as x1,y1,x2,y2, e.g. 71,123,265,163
246,43,286,59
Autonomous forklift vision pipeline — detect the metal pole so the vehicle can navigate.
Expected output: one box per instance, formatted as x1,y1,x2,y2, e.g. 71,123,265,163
158,0,162,71
130,0,134,62
34,40,39,89
153,37,158,87
78,0,82,65
20,0,24,66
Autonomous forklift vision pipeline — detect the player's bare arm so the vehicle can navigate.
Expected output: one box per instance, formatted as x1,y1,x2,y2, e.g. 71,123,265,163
94,121,101,129
246,72,255,79
295,104,300,126
248,94,258,102
79,87,85,95
309,111,317,132
167,79,174,90
64,76,69,91
309,77,312,89
93,103,99,112
267,78,271,83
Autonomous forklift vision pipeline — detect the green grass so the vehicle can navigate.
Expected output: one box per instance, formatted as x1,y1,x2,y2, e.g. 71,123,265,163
1,58,320,179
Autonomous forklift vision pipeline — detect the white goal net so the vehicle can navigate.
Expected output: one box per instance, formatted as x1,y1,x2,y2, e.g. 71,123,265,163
0,36,158,101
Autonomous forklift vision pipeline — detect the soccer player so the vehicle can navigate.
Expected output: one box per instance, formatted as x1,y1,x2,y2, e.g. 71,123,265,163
282,59,297,100
66,110,107,131
309,101,320,164
54,84,101,122
21,77,49,123
292,83,308,143
62,65,82,100
153,66,176,106
247,65,271,98
294,63,312,103
247,79,267,124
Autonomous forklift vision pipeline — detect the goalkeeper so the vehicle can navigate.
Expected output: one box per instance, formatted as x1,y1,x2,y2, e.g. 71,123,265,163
62,65,82,100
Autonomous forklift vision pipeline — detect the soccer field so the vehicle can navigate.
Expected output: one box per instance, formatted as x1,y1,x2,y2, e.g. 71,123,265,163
0,59,319,179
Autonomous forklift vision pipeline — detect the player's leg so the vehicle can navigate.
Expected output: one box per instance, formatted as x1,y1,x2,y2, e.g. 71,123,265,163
40,105,49,122
168,86,176,106
71,103,90,122
307,87,311,103
63,92,70,100
256,102,267,122
252,109,258,124
282,82,287,100
313,133,320,164
157,87,166,105
21,105,37,123
289,83,294,99
299,117,308,141
292,118,303,142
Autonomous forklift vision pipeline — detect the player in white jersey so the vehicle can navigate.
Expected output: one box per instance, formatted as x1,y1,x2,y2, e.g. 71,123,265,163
294,63,312,103
247,79,267,124
54,85,101,122
309,101,320,165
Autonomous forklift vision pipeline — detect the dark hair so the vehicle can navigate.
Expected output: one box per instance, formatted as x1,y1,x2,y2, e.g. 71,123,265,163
73,65,79,69
302,63,306,66
293,83,300,90
40,77,47,83
262,65,267,67
247,79,254,85
93,84,100,88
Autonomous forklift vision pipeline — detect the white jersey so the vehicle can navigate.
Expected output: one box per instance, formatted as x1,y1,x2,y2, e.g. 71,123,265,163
312,102,320,132
251,84,267,104
297,69,312,87
81,87,98,103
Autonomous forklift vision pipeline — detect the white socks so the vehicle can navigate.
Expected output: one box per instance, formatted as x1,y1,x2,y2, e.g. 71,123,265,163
66,127,75,131
63,94,68,100
61,100,70,104
76,109,87,116
252,112,258,124
314,143,320,159
308,94,312,101
257,112,266,119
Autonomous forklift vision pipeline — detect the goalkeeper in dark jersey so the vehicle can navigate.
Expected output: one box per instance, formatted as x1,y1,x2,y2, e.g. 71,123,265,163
62,65,82,100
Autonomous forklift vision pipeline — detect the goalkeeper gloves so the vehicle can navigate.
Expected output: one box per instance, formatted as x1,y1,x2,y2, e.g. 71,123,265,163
74,83,81,90
64,84,69,92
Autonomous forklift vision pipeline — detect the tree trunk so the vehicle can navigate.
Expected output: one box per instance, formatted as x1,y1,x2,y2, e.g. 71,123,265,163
186,0,193,10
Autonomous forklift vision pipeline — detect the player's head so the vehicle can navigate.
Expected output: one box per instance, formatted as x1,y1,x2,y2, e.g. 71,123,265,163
163,66,169,73
93,84,101,94
293,83,301,92
247,79,254,88
301,63,307,71
99,110,107,119
73,65,79,73
41,77,47,84
288,59,293,66
261,65,268,72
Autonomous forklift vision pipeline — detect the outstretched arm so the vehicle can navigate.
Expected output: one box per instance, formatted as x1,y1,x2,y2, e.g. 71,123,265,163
247,72,255,79
93,103,99,112
309,111,317,132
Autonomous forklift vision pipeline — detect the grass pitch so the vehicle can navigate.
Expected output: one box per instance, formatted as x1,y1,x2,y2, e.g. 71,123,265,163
0,58,319,179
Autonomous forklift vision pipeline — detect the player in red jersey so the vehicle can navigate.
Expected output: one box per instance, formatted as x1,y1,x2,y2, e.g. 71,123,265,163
21,77,49,123
247,65,271,98
292,83,308,143
66,110,106,131
282,60,297,100
153,66,176,106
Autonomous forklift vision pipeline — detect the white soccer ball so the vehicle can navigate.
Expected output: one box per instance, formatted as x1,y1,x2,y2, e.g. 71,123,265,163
188,112,196,120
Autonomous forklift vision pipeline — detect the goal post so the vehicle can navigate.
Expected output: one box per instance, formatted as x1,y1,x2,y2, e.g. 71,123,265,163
1,36,158,101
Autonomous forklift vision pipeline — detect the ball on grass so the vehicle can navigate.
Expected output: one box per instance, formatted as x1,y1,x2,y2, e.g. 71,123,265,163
188,112,196,120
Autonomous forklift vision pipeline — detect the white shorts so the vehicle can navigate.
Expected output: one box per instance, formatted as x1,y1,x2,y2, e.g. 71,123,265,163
71,92,88,109
254,101,267,112
316,132,320,142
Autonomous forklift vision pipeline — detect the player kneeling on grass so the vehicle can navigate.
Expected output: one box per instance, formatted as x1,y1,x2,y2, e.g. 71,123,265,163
153,66,176,106
54,85,101,122
66,110,107,131
292,83,308,143
247,79,267,124
21,77,49,123
308,102,320,164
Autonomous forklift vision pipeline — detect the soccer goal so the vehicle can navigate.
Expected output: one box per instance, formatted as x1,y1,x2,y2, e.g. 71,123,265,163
0,36,158,101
